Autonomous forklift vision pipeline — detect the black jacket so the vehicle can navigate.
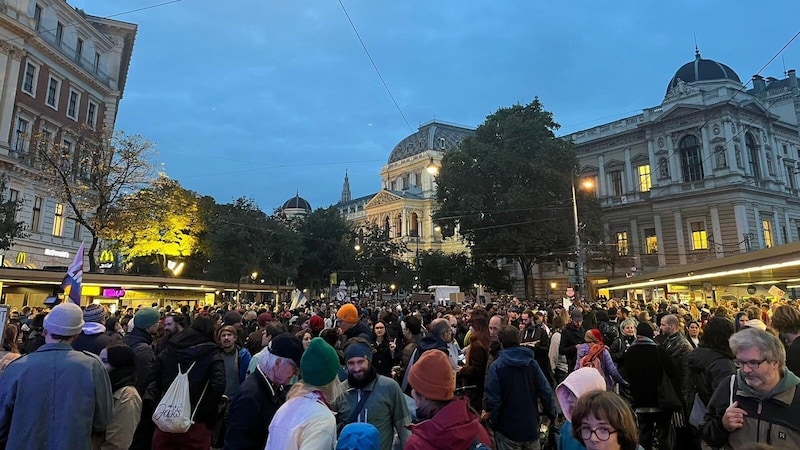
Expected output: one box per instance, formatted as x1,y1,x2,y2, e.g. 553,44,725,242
371,337,396,377
224,368,285,450
72,331,121,356
149,328,226,428
687,346,735,406
123,327,156,396
625,337,675,409
558,322,585,371
343,320,374,342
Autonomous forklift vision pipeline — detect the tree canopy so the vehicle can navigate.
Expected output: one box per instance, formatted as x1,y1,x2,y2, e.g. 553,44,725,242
434,99,601,299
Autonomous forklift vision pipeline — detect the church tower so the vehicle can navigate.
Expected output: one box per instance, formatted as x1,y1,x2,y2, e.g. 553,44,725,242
341,170,352,203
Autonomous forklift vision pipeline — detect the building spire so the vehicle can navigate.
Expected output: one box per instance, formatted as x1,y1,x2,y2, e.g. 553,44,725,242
341,169,351,203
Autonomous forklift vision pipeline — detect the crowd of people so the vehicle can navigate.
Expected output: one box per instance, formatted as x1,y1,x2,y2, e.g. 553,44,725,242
0,293,799,449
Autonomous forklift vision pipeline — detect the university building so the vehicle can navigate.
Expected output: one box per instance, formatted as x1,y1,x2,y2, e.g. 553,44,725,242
566,52,800,302
0,0,136,269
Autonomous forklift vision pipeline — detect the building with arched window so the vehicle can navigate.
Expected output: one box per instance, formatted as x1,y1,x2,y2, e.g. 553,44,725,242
336,120,474,261
564,51,800,300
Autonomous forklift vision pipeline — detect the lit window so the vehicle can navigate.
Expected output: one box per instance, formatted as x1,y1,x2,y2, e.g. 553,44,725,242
690,221,708,250
638,165,651,192
52,203,64,237
616,231,629,256
32,197,42,232
763,219,774,248
644,228,658,254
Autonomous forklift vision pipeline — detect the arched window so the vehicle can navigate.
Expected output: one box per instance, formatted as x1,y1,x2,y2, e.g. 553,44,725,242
746,133,760,179
393,213,402,237
383,216,390,236
679,135,704,182
409,213,419,237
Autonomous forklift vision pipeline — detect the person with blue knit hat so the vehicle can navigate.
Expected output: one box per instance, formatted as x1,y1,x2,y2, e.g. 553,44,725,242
334,337,411,450
336,422,380,450
267,337,344,449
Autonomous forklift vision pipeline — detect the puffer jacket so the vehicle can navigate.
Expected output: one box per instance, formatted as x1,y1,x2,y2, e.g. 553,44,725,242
148,328,225,428
405,398,492,449
702,368,800,449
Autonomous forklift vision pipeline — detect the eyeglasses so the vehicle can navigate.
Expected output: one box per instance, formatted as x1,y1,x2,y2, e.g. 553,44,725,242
374,326,385,329
734,358,769,369
579,426,617,441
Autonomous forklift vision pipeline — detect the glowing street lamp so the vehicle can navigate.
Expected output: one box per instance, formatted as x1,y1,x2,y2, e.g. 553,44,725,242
572,177,594,300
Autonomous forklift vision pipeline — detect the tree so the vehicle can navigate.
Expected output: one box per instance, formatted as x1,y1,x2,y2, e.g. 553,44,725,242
417,250,512,293
105,176,202,275
354,224,409,292
434,99,601,300
35,125,157,271
295,207,356,293
0,176,27,251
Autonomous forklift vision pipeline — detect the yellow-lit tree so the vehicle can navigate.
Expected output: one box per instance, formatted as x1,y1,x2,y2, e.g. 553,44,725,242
105,176,202,275
35,125,157,271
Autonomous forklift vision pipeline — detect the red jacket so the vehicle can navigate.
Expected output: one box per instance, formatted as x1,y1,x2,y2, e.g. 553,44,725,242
405,398,493,449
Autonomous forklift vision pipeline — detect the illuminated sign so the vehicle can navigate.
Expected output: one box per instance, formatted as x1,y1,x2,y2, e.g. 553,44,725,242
44,248,70,258
102,288,126,298
99,263,113,269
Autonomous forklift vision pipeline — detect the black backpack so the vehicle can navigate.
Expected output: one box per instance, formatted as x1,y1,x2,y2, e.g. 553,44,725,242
599,321,619,346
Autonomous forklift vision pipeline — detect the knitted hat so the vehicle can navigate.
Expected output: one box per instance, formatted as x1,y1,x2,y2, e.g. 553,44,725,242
269,333,304,367
223,311,243,326
301,337,340,387
408,350,455,401
344,340,373,363
257,313,273,328
106,344,136,369
309,315,325,332
134,307,160,330
336,423,380,450
585,329,603,344
83,304,106,323
636,322,654,339
44,303,85,336
337,303,358,323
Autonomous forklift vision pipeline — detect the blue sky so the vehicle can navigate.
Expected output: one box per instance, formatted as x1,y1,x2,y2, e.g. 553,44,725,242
71,0,800,212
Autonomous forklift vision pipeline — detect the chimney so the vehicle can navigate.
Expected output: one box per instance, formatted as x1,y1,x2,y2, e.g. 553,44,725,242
752,75,766,92
789,69,797,90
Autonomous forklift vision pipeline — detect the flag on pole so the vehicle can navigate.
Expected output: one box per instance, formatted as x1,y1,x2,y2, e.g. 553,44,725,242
61,242,85,305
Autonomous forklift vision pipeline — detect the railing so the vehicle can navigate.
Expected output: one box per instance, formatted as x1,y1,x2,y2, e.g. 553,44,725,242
39,30,113,88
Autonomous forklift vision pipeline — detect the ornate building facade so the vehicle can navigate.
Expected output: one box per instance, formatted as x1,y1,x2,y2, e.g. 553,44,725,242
337,120,474,261
560,52,800,300
0,0,137,268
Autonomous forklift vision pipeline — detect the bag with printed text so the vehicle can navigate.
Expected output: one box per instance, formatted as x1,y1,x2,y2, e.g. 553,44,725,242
152,361,208,433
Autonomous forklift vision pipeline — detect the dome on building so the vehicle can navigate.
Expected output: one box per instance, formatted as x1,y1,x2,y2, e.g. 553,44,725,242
387,121,474,164
666,51,742,95
282,193,311,212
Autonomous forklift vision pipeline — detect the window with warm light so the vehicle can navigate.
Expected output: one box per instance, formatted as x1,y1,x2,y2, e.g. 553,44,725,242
762,219,774,248
638,165,651,192
616,231,629,256
644,228,658,254
53,203,64,237
690,221,708,250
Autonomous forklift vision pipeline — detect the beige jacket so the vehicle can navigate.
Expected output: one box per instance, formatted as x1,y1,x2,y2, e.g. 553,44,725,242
92,385,142,450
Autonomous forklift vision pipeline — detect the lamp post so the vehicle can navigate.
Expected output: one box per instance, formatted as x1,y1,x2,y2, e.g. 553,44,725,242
571,182,585,300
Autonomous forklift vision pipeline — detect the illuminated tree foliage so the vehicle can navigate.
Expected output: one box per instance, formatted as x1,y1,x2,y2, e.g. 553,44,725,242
105,176,201,273
35,125,157,271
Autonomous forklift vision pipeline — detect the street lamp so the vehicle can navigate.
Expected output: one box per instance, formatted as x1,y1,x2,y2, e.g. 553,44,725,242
572,178,594,300
425,157,439,175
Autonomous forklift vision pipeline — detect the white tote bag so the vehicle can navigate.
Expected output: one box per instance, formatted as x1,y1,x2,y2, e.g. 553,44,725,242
152,361,207,433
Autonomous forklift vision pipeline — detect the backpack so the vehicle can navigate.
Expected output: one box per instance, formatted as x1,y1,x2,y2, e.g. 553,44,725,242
599,322,619,346
579,344,606,377
152,361,208,433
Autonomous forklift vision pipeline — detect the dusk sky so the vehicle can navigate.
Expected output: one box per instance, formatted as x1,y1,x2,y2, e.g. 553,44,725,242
71,1,800,212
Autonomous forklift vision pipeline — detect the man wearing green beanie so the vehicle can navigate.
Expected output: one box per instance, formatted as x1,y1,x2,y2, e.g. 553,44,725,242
335,338,411,450
267,338,344,449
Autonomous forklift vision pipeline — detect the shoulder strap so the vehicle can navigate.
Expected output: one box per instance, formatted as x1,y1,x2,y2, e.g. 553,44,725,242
190,380,209,421
346,389,373,424
729,373,736,406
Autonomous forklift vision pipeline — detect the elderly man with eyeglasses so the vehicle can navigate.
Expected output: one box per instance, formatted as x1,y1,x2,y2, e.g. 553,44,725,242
701,328,800,449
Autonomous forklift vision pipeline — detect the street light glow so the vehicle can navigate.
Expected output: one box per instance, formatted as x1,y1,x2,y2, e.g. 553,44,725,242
580,179,594,190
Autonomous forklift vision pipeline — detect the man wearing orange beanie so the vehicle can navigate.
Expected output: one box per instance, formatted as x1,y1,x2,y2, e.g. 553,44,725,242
336,303,373,342
405,350,492,449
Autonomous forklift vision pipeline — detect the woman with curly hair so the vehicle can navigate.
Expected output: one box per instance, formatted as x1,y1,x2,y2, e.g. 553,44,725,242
571,390,644,450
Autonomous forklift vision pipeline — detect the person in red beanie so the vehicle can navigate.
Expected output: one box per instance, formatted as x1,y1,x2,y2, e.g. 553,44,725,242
575,328,627,390
308,315,325,336
406,350,493,449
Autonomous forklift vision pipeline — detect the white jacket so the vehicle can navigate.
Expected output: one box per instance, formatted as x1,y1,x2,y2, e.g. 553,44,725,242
266,392,336,450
